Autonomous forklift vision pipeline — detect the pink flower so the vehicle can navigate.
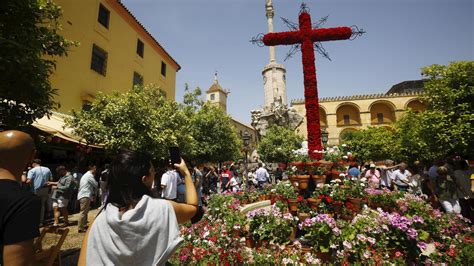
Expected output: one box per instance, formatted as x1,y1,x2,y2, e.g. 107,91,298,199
394,251,402,257
357,234,367,242
343,240,352,250
367,237,376,245
363,251,371,259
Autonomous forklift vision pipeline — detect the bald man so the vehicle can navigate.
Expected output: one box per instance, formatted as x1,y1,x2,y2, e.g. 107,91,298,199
0,130,40,266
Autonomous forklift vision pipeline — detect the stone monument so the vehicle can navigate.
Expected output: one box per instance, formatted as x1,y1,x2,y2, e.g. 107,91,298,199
251,0,303,139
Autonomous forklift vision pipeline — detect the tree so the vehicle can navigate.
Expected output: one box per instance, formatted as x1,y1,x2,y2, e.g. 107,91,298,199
258,125,304,163
0,0,75,129
182,87,242,163
344,126,398,163
66,85,193,161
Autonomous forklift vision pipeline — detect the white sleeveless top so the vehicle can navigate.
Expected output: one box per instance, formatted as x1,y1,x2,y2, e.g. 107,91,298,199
86,195,182,266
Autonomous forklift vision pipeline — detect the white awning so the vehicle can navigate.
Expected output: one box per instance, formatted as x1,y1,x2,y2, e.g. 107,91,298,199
32,112,103,148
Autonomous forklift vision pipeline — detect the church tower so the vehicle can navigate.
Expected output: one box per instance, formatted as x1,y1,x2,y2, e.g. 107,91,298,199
262,0,287,109
206,72,230,113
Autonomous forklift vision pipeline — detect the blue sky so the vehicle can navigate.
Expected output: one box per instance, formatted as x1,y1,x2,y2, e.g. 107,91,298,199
122,0,473,124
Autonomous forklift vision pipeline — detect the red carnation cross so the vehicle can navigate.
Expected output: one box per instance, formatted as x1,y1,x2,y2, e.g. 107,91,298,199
263,7,353,159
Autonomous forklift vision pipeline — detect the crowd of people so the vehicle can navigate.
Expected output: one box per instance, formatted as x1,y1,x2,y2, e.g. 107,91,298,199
1,129,472,265
345,158,473,222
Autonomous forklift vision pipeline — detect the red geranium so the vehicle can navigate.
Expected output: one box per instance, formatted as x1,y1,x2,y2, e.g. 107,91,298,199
297,195,304,202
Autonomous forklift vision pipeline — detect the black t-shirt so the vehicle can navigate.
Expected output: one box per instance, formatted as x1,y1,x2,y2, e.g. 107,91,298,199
0,179,41,264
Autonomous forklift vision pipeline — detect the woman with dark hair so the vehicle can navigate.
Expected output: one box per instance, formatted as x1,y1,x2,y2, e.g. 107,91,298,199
78,150,197,265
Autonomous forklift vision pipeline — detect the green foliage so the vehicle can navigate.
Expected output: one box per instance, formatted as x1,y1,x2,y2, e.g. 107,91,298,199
345,126,397,163
67,85,241,163
66,85,192,161
258,125,304,163
345,61,473,162
183,87,242,163
0,0,76,129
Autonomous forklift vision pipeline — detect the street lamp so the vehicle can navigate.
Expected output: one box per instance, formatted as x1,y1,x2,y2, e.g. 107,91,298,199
321,128,329,147
242,130,251,190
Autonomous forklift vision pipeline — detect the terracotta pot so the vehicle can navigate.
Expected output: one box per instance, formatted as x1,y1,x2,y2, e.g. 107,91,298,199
340,213,353,221
289,176,298,188
307,198,322,209
287,198,298,213
258,195,266,201
232,230,240,238
297,175,310,190
316,251,332,263
245,236,255,248
333,201,343,214
312,175,327,187
257,240,269,248
331,170,341,179
348,197,362,211
298,212,310,222
289,227,297,241
278,163,287,170
301,247,313,254
290,161,306,172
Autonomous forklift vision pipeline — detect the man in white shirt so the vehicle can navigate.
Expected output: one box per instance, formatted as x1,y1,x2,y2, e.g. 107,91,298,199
380,160,398,190
77,165,98,233
161,169,178,201
255,163,269,187
392,163,411,191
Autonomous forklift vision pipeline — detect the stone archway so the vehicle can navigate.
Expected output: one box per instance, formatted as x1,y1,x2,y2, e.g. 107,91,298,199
369,101,396,125
336,103,361,126
406,99,426,113
339,128,358,143
319,106,328,128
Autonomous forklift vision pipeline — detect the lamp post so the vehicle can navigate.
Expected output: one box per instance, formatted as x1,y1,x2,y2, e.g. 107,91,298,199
321,128,329,147
242,130,251,191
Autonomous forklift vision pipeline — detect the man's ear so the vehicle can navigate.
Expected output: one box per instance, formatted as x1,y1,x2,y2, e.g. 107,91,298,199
141,175,147,184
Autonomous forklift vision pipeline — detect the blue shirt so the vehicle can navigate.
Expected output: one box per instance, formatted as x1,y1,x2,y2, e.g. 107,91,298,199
27,166,52,192
255,167,269,182
348,167,361,177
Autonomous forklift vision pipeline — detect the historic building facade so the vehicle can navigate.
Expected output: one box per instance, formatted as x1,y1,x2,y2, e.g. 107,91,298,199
291,91,426,145
50,0,180,113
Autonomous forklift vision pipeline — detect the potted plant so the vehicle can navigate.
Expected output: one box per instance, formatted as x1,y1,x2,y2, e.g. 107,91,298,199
297,196,312,222
274,181,298,212
299,214,340,262
347,181,365,211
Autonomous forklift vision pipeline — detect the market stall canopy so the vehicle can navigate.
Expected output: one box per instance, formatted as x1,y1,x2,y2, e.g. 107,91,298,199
32,112,103,148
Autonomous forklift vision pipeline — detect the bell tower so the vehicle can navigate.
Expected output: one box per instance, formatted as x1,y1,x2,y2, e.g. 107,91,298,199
206,72,230,113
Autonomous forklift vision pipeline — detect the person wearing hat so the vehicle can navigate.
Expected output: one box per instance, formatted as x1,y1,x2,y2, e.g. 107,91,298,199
365,163,381,189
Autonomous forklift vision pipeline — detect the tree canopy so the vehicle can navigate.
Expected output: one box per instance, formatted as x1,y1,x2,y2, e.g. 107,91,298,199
66,85,242,163
0,0,75,129
344,61,474,163
258,125,304,163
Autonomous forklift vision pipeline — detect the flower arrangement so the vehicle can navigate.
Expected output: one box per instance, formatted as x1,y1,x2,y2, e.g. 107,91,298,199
299,214,341,253
275,181,298,199
247,206,297,245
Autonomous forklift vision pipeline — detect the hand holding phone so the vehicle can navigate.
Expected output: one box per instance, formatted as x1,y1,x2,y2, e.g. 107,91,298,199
169,146,181,165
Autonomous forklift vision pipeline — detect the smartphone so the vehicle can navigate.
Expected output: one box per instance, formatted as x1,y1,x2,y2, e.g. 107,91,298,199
169,146,181,165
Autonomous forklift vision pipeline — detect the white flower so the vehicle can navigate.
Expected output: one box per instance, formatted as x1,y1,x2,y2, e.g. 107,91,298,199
339,173,346,177
342,155,348,159
360,177,367,182
347,152,352,155
342,144,347,147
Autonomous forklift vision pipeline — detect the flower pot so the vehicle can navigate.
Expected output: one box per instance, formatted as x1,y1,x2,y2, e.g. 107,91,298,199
258,195,266,201
298,212,310,222
289,176,298,188
256,239,269,248
316,251,332,263
331,170,341,179
289,227,297,241
307,198,322,209
340,213,353,221
312,175,327,187
245,236,255,248
287,198,298,213
297,175,310,190
332,201,343,214
290,161,305,172
301,247,313,254
278,163,287,170
348,197,362,211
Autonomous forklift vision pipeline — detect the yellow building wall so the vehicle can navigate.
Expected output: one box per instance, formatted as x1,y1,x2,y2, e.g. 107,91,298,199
291,93,426,145
50,0,179,113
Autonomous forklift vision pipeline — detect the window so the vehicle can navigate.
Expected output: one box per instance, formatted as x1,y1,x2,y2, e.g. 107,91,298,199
343,115,350,125
210,93,215,101
377,113,384,123
91,44,107,75
136,39,144,57
133,72,143,86
98,4,110,28
161,61,167,76
82,102,92,111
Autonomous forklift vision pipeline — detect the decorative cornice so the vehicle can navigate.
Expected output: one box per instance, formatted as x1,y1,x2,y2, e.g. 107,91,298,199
262,63,286,72
291,91,424,104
